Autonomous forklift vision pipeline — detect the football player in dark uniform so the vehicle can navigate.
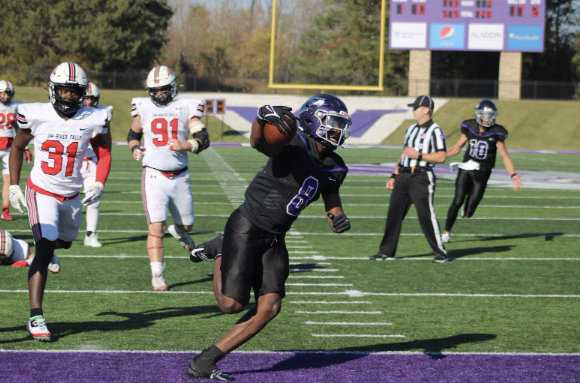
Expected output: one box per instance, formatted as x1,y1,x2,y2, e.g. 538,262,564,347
442,99,522,243
186,95,352,381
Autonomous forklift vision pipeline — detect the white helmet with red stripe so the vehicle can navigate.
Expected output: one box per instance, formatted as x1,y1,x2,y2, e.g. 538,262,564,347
0,229,15,265
0,80,15,105
85,82,100,107
48,62,88,116
146,66,178,107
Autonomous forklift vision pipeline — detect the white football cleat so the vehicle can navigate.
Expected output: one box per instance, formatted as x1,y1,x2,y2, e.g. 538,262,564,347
48,253,61,274
167,225,195,251
84,233,102,248
27,315,51,341
442,233,450,243
152,264,168,291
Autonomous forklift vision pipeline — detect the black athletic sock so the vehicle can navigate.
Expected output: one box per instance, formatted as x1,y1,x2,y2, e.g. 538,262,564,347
192,345,226,376
86,231,93,237
30,308,43,318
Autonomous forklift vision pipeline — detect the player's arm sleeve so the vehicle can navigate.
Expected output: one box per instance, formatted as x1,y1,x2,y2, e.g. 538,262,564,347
188,99,205,120
90,134,112,185
498,126,508,142
130,98,141,118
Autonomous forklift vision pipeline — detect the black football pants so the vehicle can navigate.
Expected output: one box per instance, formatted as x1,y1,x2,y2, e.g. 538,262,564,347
444,169,491,232
378,171,446,257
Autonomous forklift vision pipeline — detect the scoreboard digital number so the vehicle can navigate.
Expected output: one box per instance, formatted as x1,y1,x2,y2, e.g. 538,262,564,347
509,5,540,17
395,4,426,15
389,0,545,52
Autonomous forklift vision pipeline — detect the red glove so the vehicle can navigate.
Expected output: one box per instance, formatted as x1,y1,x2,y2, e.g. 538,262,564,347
25,149,32,163
11,260,30,268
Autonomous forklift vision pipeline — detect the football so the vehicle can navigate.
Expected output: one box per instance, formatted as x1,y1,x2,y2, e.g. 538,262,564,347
264,120,297,146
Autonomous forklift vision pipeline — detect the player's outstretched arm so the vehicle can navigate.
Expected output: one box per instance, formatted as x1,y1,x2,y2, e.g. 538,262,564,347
446,134,468,158
497,141,522,191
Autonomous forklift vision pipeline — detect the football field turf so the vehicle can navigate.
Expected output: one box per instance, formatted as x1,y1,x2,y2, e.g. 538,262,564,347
1,145,579,382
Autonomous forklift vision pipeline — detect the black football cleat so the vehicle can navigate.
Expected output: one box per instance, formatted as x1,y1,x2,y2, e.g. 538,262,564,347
190,234,224,263
188,358,235,381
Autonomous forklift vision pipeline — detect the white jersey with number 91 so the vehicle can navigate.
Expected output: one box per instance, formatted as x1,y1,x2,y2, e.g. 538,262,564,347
16,103,109,197
131,97,204,171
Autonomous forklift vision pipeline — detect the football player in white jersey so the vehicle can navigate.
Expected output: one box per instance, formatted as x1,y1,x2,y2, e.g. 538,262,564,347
0,80,30,221
81,82,113,247
127,65,209,291
8,62,112,341
0,229,61,273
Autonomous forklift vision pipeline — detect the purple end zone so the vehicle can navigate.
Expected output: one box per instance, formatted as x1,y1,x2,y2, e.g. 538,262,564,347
2,351,579,383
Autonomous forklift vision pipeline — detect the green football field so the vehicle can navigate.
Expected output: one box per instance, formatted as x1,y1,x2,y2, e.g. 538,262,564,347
0,145,579,355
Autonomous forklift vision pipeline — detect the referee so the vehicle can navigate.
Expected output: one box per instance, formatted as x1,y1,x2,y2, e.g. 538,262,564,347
370,95,448,263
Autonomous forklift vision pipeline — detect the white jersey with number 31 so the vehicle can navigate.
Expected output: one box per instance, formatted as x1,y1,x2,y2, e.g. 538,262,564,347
131,97,204,171
16,103,109,197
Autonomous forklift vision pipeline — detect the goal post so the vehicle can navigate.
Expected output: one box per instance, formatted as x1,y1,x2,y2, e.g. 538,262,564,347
268,0,386,91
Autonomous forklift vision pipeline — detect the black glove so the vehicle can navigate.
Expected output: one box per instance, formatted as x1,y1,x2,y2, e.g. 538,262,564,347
257,105,296,134
327,213,350,233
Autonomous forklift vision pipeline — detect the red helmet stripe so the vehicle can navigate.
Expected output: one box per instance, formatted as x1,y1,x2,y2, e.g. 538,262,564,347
1,230,5,254
155,66,160,84
87,83,92,94
68,62,75,81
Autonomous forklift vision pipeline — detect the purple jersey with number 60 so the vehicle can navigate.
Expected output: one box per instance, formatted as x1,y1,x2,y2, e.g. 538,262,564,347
461,119,509,170
240,129,348,234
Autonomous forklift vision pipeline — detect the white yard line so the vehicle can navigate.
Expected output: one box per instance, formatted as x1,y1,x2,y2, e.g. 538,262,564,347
287,276,345,279
291,301,371,304
311,334,405,338
296,310,382,314
1,290,578,298
286,283,353,287
305,321,391,325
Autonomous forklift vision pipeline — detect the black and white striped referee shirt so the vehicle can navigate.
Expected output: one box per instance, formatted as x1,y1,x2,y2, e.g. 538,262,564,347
401,119,447,168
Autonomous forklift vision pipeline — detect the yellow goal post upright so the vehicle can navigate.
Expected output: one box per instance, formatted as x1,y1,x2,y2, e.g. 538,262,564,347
268,0,386,92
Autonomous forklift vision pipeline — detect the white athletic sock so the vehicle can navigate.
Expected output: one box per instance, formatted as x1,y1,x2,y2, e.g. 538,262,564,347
150,262,164,275
86,205,99,233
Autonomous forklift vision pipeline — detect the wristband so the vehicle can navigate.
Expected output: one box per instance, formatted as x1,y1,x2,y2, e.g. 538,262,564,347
511,173,517,179
390,173,397,179
130,145,142,152
417,154,423,162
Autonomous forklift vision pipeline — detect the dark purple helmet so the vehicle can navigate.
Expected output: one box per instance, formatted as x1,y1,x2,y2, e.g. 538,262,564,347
298,94,352,149
475,99,498,128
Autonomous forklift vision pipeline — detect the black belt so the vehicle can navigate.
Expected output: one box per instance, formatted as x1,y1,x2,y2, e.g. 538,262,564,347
399,166,432,173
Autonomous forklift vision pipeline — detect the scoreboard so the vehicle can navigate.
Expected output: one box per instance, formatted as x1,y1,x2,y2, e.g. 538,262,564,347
389,0,545,52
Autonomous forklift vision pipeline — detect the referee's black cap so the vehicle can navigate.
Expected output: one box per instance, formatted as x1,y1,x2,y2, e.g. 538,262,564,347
408,95,434,110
